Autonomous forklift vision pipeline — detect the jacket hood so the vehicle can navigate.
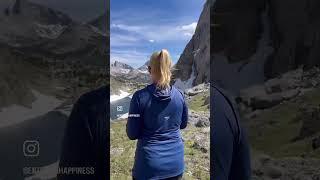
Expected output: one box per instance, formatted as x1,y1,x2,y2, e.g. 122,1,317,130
147,84,172,101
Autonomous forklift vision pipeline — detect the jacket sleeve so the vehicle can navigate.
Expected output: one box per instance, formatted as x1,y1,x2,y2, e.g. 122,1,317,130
126,93,142,140
58,96,95,180
211,86,251,180
180,100,188,129
229,127,251,180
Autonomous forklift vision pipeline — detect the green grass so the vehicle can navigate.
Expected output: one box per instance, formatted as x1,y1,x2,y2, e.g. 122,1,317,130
188,92,209,112
110,121,136,179
110,120,210,180
247,88,320,158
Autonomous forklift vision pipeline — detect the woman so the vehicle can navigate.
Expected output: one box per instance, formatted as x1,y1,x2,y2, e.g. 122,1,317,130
126,49,188,180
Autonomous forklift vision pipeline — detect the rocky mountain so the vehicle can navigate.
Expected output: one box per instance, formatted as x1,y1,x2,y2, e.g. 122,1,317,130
173,0,210,88
137,61,149,73
110,61,134,75
110,61,150,81
211,0,320,94
110,61,150,95
0,0,107,66
0,0,108,109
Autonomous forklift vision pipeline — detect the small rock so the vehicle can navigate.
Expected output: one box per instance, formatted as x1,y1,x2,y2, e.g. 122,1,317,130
264,165,283,179
312,136,320,150
192,134,209,153
281,89,300,100
297,105,320,139
203,96,210,106
195,118,210,127
188,111,210,126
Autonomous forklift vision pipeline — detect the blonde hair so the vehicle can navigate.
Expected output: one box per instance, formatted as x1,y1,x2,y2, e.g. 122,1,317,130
149,49,172,89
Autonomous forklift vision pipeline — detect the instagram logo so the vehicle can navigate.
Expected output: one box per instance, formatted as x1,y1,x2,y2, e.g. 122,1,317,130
23,140,40,157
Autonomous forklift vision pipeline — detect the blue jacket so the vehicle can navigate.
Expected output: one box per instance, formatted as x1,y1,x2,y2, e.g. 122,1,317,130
126,84,188,180
211,84,251,180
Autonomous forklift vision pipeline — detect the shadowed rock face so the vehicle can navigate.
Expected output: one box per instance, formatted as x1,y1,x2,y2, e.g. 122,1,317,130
173,0,210,86
212,0,265,62
211,0,320,81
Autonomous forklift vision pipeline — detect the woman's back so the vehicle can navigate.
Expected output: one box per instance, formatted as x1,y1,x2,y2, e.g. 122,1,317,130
127,84,188,180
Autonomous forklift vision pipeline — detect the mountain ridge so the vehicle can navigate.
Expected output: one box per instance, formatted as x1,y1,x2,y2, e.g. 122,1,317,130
173,0,210,88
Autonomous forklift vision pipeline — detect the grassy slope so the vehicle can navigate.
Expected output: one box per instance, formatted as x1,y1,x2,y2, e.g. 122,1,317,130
188,92,209,112
110,121,210,180
247,88,320,159
110,76,148,95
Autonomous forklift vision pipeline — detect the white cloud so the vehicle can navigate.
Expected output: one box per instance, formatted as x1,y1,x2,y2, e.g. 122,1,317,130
110,33,140,47
179,22,197,37
111,21,198,45
111,24,143,32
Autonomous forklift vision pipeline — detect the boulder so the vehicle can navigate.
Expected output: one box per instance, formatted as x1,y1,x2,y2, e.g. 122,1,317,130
297,105,320,139
239,85,282,109
264,165,283,179
185,83,209,96
265,69,302,94
195,118,210,128
189,111,210,127
239,85,300,110
281,89,300,100
250,93,283,110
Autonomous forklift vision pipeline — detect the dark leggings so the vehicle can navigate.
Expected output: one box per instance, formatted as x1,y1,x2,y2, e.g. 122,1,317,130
133,174,183,180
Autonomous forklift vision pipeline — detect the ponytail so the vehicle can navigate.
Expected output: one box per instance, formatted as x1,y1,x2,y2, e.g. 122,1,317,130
149,49,172,89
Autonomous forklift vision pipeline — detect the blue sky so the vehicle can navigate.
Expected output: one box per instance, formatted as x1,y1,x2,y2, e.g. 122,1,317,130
111,0,205,68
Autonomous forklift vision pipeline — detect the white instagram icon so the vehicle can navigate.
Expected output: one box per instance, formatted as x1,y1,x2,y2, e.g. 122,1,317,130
23,140,40,157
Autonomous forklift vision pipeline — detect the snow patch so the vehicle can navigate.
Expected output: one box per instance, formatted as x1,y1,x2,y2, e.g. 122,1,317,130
138,69,149,74
193,49,201,57
110,90,130,102
117,113,128,120
174,64,196,91
212,7,274,94
34,23,67,39
0,90,63,128
110,68,131,76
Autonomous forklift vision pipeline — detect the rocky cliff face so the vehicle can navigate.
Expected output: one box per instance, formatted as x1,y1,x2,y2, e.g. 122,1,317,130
0,0,108,109
211,0,320,93
211,1,320,178
173,0,210,87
